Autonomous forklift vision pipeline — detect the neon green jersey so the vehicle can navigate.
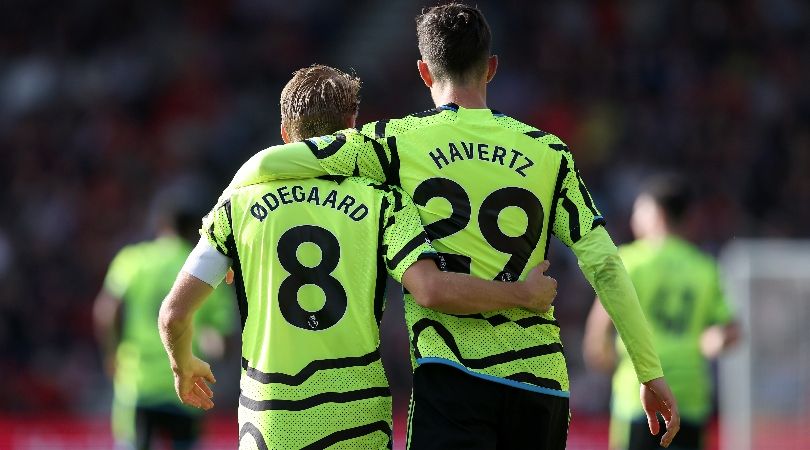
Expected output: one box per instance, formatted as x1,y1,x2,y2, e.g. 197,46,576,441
225,104,621,397
611,237,732,422
203,176,435,449
102,236,234,405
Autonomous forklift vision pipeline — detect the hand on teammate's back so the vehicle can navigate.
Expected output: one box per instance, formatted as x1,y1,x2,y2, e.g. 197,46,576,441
522,260,557,313
640,377,681,448
172,355,217,411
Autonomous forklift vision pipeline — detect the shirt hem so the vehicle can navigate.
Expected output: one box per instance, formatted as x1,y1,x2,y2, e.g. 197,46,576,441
415,357,570,398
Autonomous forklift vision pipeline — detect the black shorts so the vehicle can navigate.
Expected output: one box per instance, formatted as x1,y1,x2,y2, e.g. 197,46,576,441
627,415,704,450
134,404,201,450
407,363,569,450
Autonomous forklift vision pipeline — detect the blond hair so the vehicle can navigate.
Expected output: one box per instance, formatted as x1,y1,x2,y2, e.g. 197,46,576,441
280,64,361,141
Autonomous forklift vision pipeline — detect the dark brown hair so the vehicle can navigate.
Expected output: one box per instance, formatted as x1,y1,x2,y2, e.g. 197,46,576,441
416,3,492,83
642,174,694,224
280,64,360,141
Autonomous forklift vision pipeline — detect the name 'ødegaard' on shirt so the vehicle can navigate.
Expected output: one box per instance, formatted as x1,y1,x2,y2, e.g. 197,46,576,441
249,184,370,223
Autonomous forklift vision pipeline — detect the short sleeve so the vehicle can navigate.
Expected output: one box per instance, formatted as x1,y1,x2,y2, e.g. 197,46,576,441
182,238,232,288
201,200,234,257
304,127,392,184
103,246,138,299
551,149,606,247
380,187,438,282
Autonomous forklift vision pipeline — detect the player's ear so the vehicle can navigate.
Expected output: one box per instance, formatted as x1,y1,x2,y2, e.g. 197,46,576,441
345,112,358,130
280,122,290,143
486,55,498,83
417,60,433,88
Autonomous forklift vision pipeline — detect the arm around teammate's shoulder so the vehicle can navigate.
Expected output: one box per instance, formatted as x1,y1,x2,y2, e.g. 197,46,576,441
225,128,390,194
226,141,328,193
401,259,558,314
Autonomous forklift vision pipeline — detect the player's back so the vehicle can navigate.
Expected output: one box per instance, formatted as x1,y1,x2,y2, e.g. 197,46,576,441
613,237,730,420
354,104,604,397
207,176,413,449
621,238,724,349
108,236,197,402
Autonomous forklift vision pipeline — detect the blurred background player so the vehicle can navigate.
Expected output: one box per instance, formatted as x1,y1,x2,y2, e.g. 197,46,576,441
218,4,681,448
93,197,235,450
159,64,558,449
584,174,740,450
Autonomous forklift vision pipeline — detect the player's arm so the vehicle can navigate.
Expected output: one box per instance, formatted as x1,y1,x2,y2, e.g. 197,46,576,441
701,321,740,358
224,128,389,197
92,288,123,377
402,259,557,314
158,271,217,410
701,266,741,358
188,258,236,360
93,247,135,377
574,227,679,447
158,203,234,410
552,148,679,447
582,297,616,373
383,187,557,314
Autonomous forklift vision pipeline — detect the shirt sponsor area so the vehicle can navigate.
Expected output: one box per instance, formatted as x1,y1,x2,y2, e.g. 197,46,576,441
250,185,369,222
428,141,534,176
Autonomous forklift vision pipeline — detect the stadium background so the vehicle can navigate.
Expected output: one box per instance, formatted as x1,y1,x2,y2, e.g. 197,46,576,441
0,0,808,448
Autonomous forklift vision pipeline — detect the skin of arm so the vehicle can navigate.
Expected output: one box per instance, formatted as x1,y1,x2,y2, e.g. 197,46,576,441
158,271,218,410
700,320,741,358
401,259,558,315
92,289,123,377
572,226,680,448
582,298,616,373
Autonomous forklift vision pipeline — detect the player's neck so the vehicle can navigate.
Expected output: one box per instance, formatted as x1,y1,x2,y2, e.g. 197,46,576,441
157,228,178,239
430,83,488,109
644,228,672,245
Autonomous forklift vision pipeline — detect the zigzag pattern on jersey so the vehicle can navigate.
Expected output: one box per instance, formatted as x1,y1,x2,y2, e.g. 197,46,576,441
239,350,390,412
239,387,391,411
363,104,460,139
490,113,605,247
239,422,268,450
239,418,393,450
491,114,574,153
300,421,393,450
241,349,380,386
448,312,559,328
410,318,564,391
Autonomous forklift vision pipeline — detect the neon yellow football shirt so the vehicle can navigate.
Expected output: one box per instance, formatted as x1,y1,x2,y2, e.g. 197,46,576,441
203,176,436,449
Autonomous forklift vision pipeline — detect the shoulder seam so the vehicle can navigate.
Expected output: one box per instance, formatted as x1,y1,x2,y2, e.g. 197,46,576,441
370,110,457,139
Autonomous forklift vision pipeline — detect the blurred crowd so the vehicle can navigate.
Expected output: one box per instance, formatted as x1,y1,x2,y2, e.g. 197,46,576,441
0,0,807,415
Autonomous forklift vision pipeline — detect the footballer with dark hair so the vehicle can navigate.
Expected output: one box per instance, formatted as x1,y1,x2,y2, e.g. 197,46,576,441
585,175,739,450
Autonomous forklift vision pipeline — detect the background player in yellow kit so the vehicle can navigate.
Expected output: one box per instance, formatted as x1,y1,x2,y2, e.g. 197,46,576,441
94,199,234,449
584,174,740,450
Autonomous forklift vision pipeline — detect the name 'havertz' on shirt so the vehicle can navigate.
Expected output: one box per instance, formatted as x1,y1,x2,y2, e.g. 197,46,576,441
250,184,370,222
428,141,535,176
